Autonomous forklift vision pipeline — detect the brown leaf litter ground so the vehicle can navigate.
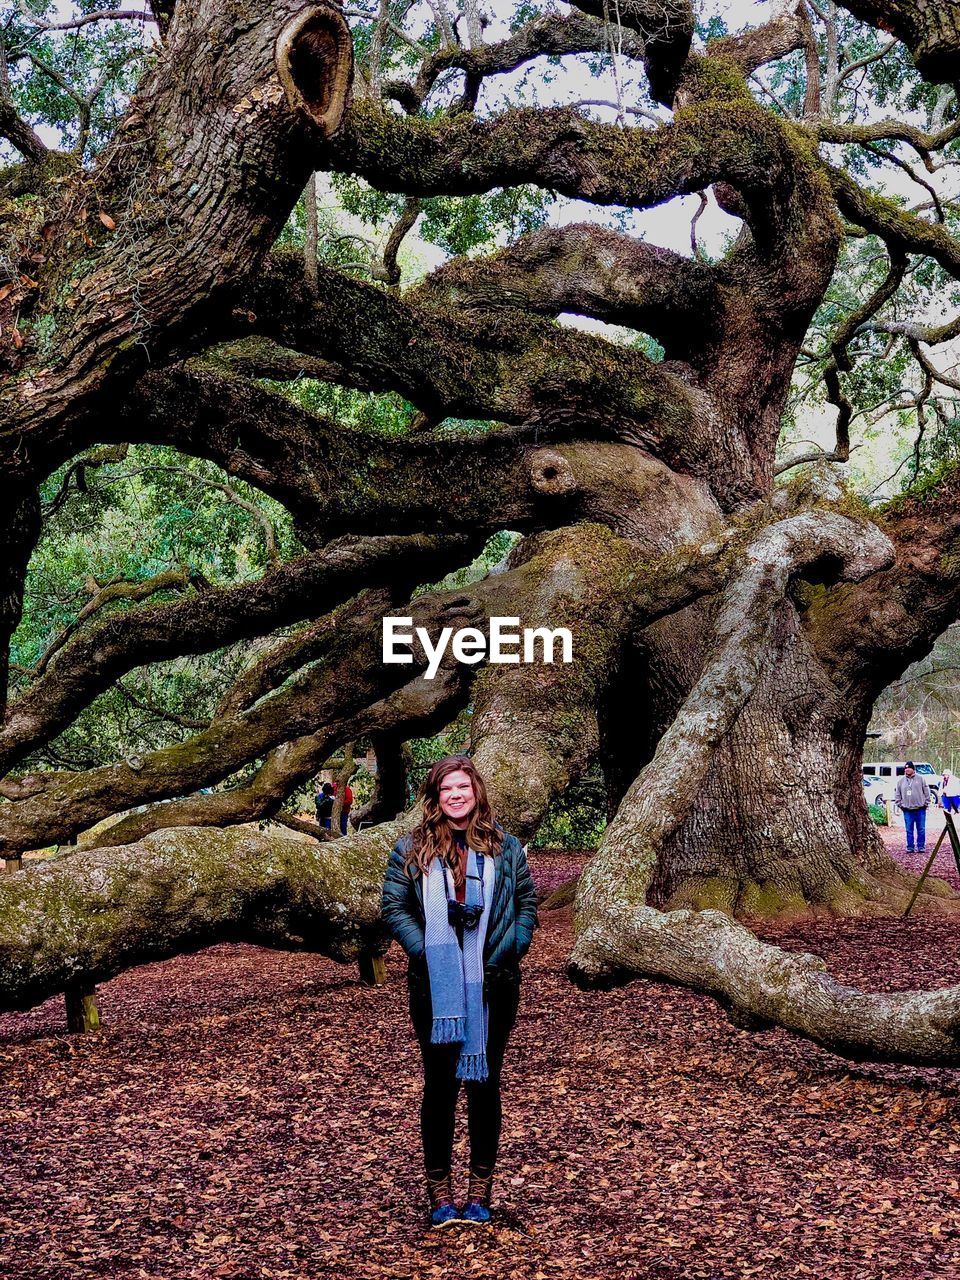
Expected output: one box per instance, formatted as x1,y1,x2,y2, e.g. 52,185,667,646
2,843,960,1280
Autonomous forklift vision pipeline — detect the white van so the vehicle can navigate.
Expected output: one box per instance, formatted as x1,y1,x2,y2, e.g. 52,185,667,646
862,761,939,807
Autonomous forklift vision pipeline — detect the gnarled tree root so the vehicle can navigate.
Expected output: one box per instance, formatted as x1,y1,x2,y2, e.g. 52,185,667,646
567,901,960,1066
662,863,960,919
566,509,960,1066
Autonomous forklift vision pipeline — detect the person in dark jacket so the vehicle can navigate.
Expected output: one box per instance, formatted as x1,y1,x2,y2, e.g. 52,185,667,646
380,754,538,1228
314,781,334,830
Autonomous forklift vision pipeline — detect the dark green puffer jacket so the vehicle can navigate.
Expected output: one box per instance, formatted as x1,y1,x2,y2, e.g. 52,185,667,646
380,828,539,972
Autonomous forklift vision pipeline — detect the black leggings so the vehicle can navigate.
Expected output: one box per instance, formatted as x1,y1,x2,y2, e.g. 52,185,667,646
408,968,520,1179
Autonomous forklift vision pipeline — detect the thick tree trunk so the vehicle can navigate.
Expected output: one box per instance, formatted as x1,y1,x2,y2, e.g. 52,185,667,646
567,511,960,1064
0,487,41,720
589,473,960,922
634,610,945,917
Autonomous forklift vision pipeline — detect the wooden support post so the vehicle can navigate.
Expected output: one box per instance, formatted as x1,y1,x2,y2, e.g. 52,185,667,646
64,982,101,1033
358,953,388,985
3,856,22,873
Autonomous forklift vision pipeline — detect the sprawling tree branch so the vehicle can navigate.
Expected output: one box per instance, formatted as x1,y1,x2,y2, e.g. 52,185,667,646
0,823,403,1014
1,505,740,854
409,223,723,363
569,0,693,105
856,310,960,346
382,11,643,114
213,621,334,721
13,7,156,35
242,255,705,444
319,59,831,257
707,0,808,78
827,164,960,280
806,468,960,702
28,566,198,678
1,532,472,776
0,587,418,852
122,366,695,528
118,325,757,517
0,98,47,161
84,660,468,847
3,0,353,440
575,900,960,1063
809,116,960,153
313,48,842,488
834,0,960,82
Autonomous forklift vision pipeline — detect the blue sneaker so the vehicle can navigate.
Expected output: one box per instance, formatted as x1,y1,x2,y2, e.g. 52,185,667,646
460,1170,493,1225
427,1173,460,1229
430,1202,461,1228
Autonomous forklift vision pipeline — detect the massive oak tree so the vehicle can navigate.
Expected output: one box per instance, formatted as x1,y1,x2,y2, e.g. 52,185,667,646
4,0,960,1061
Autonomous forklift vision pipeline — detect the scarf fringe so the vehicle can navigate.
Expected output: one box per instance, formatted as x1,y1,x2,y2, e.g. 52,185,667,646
431,1016,466,1044
456,1052,488,1082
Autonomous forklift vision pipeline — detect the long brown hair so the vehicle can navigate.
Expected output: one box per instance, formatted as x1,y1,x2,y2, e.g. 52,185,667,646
404,755,503,889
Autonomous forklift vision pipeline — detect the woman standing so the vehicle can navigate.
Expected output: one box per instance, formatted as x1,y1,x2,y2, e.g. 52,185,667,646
381,755,539,1227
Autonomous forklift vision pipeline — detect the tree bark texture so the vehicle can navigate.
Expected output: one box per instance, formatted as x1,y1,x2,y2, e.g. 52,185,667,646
0,823,402,1014
836,0,960,81
5,0,960,1064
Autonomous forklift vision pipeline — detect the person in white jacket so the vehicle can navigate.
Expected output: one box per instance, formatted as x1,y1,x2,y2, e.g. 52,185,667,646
941,770,960,814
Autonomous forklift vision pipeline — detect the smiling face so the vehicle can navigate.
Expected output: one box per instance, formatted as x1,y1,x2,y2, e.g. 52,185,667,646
438,769,477,828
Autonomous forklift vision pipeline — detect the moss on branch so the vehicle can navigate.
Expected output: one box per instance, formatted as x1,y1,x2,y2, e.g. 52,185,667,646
0,823,403,1014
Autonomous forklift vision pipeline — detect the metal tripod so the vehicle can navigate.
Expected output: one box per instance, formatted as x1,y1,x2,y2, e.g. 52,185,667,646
902,808,960,918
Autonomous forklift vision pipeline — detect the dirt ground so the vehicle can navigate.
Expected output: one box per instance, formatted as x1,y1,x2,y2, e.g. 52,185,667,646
2,846,960,1280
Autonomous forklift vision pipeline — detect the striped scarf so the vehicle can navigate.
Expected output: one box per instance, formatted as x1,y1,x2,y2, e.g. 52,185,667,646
423,845,495,1081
